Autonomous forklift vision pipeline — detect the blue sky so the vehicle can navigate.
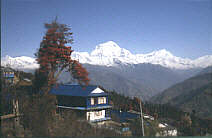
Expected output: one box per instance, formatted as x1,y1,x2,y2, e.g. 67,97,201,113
1,0,212,59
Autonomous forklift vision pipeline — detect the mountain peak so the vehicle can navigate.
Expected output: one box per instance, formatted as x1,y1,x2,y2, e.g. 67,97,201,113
150,49,173,57
91,41,124,57
1,55,39,70
98,41,120,48
158,49,170,53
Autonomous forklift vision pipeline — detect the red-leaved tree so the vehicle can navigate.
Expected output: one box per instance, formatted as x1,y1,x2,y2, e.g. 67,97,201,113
21,20,90,136
35,20,90,93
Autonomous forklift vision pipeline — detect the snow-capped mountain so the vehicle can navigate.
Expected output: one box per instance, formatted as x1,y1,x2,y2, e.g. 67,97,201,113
72,41,212,69
1,55,39,70
2,41,212,70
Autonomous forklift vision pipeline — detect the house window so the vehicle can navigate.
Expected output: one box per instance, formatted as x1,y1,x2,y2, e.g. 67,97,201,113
91,98,94,105
98,97,106,104
94,98,98,105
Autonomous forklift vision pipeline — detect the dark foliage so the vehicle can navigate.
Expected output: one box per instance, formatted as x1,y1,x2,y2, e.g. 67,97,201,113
145,102,212,135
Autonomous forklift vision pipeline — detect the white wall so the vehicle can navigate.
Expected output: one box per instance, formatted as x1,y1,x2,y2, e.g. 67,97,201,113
156,129,177,136
86,110,105,121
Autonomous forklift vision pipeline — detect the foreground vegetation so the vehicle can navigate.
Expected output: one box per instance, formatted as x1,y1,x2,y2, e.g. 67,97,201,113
1,70,212,136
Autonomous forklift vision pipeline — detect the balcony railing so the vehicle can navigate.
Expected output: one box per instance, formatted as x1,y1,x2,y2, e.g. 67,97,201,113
90,117,111,123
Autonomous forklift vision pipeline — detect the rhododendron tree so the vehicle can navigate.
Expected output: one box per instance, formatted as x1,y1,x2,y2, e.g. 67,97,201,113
35,20,90,93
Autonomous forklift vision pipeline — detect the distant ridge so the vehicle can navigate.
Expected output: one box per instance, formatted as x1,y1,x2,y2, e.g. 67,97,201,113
151,72,212,104
151,72,212,118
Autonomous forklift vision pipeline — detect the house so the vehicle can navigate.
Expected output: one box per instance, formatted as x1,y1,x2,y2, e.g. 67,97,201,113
49,84,112,122
143,113,154,120
156,123,177,136
206,133,212,136
128,110,154,121
1,67,17,84
2,67,33,87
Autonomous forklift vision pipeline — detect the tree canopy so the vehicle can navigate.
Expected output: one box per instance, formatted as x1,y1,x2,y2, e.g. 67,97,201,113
35,20,90,92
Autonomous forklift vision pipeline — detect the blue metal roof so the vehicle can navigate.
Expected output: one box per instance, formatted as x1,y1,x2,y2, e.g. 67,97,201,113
57,105,112,110
49,84,108,97
110,110,140,122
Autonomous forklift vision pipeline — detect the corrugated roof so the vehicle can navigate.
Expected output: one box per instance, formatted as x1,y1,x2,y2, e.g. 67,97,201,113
49,84,108,97
57,105,112,110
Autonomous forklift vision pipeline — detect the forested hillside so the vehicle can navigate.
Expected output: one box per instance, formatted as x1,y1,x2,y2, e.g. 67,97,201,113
151,73,212,104
171,83,212,118
151,73,212,119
